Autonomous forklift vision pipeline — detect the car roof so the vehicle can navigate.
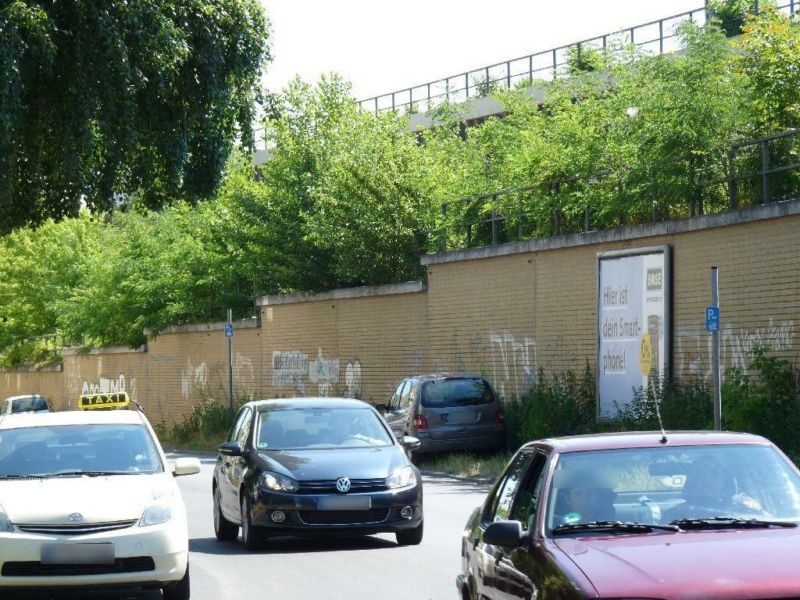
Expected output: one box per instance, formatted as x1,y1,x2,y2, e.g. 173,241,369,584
0,409,146,430
245,397,373,410
407,372,485,382
528,431,772,453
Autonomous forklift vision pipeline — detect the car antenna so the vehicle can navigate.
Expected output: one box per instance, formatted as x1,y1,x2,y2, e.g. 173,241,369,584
649,377,668,444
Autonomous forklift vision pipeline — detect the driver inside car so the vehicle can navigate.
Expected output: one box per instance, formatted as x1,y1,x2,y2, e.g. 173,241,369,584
554,469,617,525
665,455,763,521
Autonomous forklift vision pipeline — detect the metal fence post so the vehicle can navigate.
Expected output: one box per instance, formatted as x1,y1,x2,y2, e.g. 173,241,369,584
754,0,759,15
528,55,533,83
491,195,499,245
727,149,738,210
659,20,664,54
761,139,770,203
584,205,591,232
465,73,469,98
506,61,512,89
552,48,558,79
440,204,448,252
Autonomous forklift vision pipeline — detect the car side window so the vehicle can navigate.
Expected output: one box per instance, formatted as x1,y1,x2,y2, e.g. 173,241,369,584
236,408,253,448
228,407,250,443
389,381,406,411
483,449,534,524
399,382,414,412
509,451,549,530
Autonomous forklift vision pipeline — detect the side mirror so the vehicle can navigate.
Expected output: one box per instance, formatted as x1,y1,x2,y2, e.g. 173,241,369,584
401,436,422,450
483,520,525,548
218,441,243,457
374,403,388,412
172,457,201,477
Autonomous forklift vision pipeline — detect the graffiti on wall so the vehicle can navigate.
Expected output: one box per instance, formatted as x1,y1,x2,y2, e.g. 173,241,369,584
676,319,796,379
489,332,537,398
272,348,348,396
344,360,362,399
180,360,209,400
81,374,138,403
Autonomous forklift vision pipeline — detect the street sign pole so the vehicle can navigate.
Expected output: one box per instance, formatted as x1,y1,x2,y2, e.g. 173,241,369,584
710,267,721,430
227,308,233,410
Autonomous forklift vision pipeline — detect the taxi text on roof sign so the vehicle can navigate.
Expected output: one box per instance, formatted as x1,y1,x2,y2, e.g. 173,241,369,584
79,392,130,410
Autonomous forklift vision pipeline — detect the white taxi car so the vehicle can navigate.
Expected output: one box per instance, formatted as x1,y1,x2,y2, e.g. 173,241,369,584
0,394,200,598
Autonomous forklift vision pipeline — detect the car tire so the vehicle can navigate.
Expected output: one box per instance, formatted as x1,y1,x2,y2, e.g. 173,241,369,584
395,520,424,546
162,563,190,600
213,485,239,542
240,494,265,551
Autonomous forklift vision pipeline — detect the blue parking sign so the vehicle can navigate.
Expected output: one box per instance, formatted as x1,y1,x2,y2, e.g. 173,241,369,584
705,306,719,332
224,323,234,337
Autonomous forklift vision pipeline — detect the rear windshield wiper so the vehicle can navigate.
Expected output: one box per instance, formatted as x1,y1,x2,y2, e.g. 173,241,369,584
669,517,798,530
552,520,680,535
42,470,134,478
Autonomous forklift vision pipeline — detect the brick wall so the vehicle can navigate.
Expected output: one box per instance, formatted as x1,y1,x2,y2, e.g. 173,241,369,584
1,203,798,426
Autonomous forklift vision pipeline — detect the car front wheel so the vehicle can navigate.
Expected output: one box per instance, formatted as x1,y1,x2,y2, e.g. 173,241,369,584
240,494,265,551
396,520,424,546
213,485,239,541
162,563,190,600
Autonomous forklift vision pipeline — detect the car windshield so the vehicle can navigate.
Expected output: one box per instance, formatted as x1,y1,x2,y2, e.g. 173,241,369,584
255,407,393,450
11,397,49,413
0,424,163,477
421,378,494,408
545,443,800,535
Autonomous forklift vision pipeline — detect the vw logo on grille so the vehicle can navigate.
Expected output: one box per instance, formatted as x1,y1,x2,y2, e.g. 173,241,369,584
336,477,351,493
68,512,83,522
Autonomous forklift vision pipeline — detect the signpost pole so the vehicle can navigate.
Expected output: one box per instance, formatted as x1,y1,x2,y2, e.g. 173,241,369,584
711,267,722,430
227,308,233,410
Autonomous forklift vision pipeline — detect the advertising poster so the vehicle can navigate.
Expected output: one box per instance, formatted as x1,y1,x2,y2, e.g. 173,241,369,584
597,246,670,417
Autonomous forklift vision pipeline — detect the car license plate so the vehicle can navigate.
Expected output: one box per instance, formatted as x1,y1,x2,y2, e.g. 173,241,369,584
445,411,478,425
41,543,115,565
317,496,372,510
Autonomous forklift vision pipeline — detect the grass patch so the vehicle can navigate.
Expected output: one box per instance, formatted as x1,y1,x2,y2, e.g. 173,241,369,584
417,450,512,481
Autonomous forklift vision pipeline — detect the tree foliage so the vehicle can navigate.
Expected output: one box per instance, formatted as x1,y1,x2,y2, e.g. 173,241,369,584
0,0,270,233
2,9,800,357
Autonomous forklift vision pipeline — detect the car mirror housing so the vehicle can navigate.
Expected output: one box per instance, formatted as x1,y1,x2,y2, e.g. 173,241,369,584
218,441,243,457
402,436,422,450
172,457,201,477
374,403,388,412
483,520,525,548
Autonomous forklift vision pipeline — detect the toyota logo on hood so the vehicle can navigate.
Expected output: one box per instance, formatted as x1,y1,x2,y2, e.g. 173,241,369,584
336,477,351,493
68,513,83,522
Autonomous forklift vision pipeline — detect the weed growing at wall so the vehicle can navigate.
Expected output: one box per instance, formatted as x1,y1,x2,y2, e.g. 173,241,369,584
505,348,800,458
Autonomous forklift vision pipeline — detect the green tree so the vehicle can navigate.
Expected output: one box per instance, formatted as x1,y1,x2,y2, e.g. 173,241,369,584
0,0,270,233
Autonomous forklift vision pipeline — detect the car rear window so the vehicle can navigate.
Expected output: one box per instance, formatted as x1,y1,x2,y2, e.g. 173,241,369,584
11,397,49,413
421,379,495,408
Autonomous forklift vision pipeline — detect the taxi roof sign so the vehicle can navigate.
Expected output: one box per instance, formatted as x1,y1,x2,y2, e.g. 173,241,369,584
79,392,130,411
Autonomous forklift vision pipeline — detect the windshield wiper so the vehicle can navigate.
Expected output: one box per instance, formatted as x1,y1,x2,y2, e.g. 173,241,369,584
0,474,47,480
669,517,798,530
42,470,133,478
552,520,680,535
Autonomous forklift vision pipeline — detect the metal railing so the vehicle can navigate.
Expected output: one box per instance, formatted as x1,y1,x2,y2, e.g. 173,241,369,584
435,129,800,251
358,1,797,115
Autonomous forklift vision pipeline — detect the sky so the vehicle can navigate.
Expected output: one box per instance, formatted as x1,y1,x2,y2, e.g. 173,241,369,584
260,0,703,101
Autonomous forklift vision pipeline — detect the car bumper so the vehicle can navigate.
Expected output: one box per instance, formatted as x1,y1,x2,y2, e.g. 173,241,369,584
249,483,423,535
415,430,505,454
456,573,467,594
0,521,187,590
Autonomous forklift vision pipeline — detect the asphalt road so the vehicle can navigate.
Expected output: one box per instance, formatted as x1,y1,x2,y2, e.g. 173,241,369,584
178,455,491,600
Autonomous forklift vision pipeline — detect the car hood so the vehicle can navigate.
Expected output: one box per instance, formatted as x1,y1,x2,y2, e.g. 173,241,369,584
553,528,800,598
257,446,406,481
1,474,174,524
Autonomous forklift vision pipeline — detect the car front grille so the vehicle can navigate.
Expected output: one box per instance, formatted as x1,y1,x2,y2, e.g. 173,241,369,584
297,479,387,494
1,557,155,577
298,509,390,525
16,519,138,535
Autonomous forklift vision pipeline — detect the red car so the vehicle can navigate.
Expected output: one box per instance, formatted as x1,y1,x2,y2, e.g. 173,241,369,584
458,431,800,599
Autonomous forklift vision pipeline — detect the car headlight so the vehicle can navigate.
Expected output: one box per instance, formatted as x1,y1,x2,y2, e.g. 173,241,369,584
386,466,416,489
139,491,174,527
259,471,299,492
0,504,13,533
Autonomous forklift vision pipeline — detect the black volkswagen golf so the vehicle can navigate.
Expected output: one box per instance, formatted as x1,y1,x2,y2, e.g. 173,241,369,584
212,398,424,550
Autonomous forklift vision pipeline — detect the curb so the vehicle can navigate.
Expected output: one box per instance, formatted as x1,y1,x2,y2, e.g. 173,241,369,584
419,469,496,485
